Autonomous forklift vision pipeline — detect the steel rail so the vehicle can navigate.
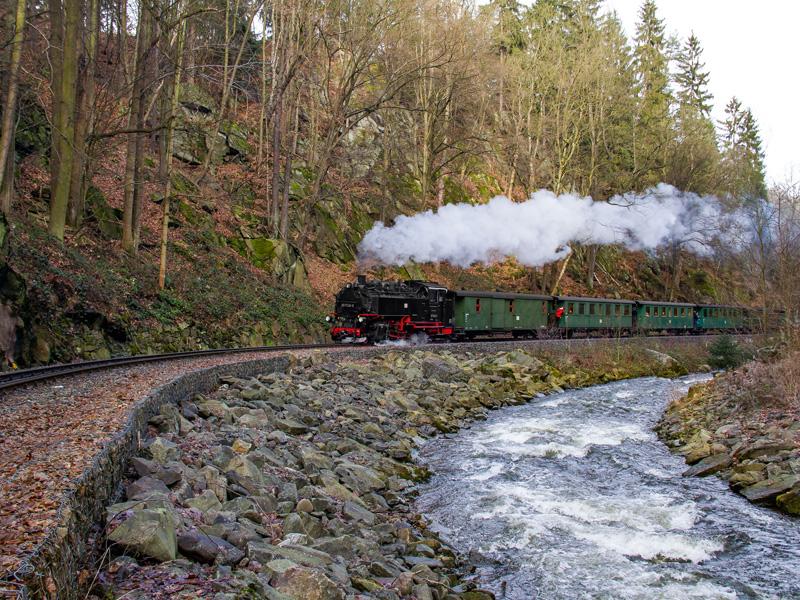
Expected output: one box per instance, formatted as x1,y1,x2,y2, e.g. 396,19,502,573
0,343,342,392
0,332,750,393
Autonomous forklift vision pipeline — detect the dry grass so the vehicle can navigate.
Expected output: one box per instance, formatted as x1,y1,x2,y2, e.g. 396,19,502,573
721,338,800,414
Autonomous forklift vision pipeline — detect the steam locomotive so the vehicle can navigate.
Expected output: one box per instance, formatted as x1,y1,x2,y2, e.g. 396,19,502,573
327,276,756,343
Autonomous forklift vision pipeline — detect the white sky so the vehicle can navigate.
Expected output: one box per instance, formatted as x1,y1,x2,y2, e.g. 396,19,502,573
602,0,800,185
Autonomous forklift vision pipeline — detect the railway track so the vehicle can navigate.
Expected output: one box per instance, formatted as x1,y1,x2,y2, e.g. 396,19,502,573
0,332,748,393
0,343,341,392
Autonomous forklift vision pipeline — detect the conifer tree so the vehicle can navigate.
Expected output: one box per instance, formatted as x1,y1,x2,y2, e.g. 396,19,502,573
668,33,718,194
675,33,713,117
632,0,673,185
720,97,767,200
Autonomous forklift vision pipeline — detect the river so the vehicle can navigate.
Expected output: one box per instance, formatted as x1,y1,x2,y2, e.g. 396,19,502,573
415,375,800,599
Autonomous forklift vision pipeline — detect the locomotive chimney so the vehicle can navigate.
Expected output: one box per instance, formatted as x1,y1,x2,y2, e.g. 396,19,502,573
357,275,367,285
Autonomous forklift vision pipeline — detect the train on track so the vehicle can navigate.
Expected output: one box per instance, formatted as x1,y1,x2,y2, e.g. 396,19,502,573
327,276,758,343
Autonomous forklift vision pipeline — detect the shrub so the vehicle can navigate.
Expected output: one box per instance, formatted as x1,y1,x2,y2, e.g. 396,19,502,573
708,335,745,370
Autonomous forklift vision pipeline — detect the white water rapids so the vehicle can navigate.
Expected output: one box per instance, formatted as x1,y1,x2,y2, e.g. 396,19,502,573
415,376,800,599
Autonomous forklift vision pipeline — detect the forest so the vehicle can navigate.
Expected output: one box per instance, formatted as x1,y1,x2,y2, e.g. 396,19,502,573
0,0,797,364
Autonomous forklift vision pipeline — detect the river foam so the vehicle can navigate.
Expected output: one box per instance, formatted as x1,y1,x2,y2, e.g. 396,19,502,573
416,376,800,599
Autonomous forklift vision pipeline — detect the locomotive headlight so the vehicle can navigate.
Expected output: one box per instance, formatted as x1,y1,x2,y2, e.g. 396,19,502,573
325,316,331,322
358,316,366,323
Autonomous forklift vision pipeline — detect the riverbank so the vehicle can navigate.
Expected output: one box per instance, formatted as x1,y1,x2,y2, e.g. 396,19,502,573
87,339,714,599
656,349,800,516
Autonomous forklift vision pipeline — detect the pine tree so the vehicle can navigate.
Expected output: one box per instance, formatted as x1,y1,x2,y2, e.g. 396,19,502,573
719,97,767,200
739,108,767,199
632,0,673,185
721,96,744,151
675,33,713,117
487,0,525,57
668,33,718,194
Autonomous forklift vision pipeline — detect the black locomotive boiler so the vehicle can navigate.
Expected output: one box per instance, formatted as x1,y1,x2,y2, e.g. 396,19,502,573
328,276,454,343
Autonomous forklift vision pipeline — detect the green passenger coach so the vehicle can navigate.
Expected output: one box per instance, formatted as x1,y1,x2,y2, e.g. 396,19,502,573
453,291,551,337
554,296,635,332
696,305,747,330
636,301,694,331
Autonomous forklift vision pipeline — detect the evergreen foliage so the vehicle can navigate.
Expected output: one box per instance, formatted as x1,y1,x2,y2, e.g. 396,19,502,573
675,34,713,117
708,334,746,370
720,97,768,199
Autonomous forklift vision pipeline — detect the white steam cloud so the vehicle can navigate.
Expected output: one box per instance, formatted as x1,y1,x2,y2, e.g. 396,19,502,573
358,184,738,268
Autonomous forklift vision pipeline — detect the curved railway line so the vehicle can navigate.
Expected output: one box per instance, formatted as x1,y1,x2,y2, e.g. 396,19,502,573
0,332,751,392
0,343,341,392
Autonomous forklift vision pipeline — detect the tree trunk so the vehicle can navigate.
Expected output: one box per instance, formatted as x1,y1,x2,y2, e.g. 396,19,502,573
49,0,80,240
184,18,195,86
550,249,572,296
0,146,14,210
48,0,64,212
280,99,299,240
257,10,267,166
586,245,598,291
271,96,283,233
121,3,147,253
0,0,25,213
158,14,186,290
67,0,99,227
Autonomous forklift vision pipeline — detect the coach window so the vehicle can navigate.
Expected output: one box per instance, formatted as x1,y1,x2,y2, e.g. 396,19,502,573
673,307,678,317
606,304,611,316
624,305,630,316
589,304,595,315
660,306,666,316
645,306,650,317
509,300,515,313
579,303,585,315
475,299,481,313
542,301,547,314
568,303,574,314
615,304,621,316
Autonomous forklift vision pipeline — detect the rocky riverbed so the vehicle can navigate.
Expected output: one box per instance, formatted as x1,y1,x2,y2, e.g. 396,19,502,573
91,344,702,599
656,367,800,516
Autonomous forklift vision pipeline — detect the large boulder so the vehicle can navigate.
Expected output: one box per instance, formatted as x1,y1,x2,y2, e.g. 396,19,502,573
107,509,177,562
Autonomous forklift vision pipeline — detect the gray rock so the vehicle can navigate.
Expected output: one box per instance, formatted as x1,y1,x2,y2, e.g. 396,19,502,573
126,476,171,500
741,475,799,502
420,358,466,383
186,489,223,513
247,541,333,568
275,418,310,435
412,583,434,600
644,349,678,366
334,461,385,494
224,455,263,483
342,501,376,525
178,529,245,565
264,558,299,578
738,440,796,461
146,437,179,464
271,566,345,600
683,453,732,477
108,509,177,562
